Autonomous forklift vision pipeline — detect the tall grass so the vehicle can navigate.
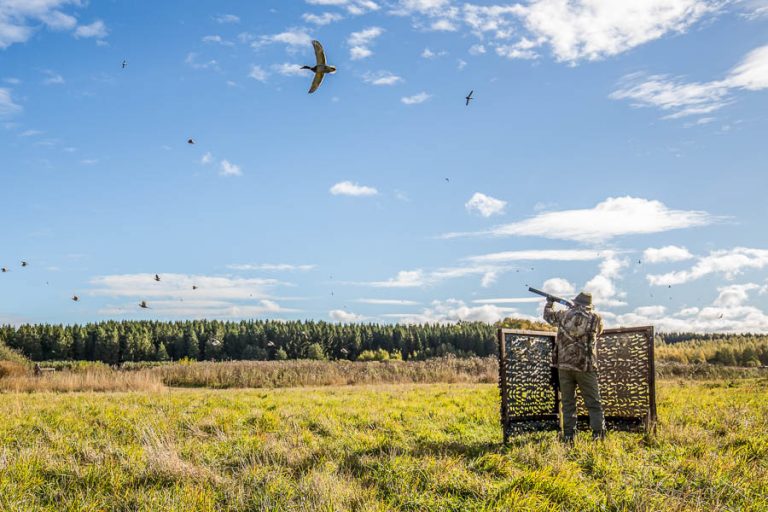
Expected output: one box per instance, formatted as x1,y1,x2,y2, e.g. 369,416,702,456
152,357,499,389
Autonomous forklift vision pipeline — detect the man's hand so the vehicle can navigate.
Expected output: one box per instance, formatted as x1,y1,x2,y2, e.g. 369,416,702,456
546,297,555,305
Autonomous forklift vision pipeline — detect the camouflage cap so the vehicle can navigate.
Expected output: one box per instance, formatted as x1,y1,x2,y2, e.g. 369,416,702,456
573,292,593,306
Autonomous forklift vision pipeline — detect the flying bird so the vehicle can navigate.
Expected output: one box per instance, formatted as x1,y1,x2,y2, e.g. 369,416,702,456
187,138,195,145
72,295,79,302
139,301,149,309
301,40,336,94
1,267,7,273
21,261,28,267
122,60,127,69
154,274,161,282
465,90,473,106
192,285,198,290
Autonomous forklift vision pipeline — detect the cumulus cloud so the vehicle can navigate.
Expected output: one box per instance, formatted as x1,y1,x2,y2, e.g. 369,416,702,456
465,192,507,217
256,29,313,49
472,297,543,304
348,26,384,59
647,247,768,286
362,71,403,86
584,253,629,307
443,197,717,243
74,20,108,39
401,92,431,104
0,0,91,48
42,70,64,85
214,14,240,24
611,44,768,118
542,278,576,297
330,309,366,322
0,88,21,116
306,0,380,16
203,35,234,46
329,180,378,196
382,298,536,324
302,12,344,25
249,65,269,82
643,245,694,263
185,52,218,70
370,270,425,288
219,160,242,177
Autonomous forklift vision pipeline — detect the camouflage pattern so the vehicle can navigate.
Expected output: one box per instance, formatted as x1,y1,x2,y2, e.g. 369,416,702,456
559,368,605,435
544,301,604,372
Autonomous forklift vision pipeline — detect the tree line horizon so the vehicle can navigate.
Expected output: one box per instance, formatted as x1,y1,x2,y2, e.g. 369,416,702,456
0,318,766,366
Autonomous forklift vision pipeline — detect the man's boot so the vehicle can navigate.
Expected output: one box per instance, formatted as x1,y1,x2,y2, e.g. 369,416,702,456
562,431,575,445
591,430,606,441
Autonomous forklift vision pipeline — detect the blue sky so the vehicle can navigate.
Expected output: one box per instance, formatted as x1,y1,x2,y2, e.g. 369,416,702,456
1,0,767,332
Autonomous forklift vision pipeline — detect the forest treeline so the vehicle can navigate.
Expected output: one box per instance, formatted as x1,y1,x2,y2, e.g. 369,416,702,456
0,319,767,366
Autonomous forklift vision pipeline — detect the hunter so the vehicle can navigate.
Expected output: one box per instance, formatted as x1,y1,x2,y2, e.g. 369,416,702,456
543,291,605,443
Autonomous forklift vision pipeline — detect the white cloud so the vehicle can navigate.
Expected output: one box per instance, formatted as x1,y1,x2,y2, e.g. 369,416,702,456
330,180,378,196
302,12,344,25
466,249,603,264
647,247,768,286
272,63,312,77
306,0,380,16
0,88,21,116
383,298,535,324
362,71,403,86
517,0,721,63
249,65,269,82
472,298,543,304
457,58,467,70
219,160,242,177
330,309,366,322
185,52,218,70
431,18,457,31
42,70,64,85
370,269,425,288
496,37,539,60
465,192,507,217
401,92,431,104
0,0,83,49
542,278,576,297
74,20,107,39
443,197,716,243
584,253,628,307
643,245,694,264
257,29,313,49
356,298,420,305
200,152,213,165
469,44,486,55
347,26,383,60
214,14,240,24
612,44,768,118
20,129,43,137
202,35,233,46
228,263,316,272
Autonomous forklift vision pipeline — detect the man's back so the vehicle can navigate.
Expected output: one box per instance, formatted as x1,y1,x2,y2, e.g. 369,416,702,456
544,301,603,372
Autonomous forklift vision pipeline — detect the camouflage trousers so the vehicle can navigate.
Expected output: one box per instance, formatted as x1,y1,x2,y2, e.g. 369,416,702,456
559,369,605,435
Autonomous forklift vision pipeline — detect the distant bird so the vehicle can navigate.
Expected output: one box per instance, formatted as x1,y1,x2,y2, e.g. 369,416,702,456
445,177,450,183
21,261,28,267
465,90,474,106
122,60,127,69
139,301,149,309
668,285,671,289
72,295,79,302
1,267,7,273
154,274,161,282
719,313,724,319
187,138,195,145
637,259,642,265
301,40,336,94
192,285,198,290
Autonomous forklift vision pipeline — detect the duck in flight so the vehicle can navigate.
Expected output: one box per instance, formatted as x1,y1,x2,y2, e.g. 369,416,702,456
465,90,473,106
139,300,149,309
301,40,336,94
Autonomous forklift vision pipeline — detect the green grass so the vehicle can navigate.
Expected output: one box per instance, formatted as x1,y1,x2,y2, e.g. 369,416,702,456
0,379,766,511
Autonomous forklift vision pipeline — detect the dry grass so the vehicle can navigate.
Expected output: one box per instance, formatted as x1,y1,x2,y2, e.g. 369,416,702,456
0,368,165,393
152,357,499,389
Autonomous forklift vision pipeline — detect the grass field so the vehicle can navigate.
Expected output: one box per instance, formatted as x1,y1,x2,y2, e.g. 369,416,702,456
0,379,766,511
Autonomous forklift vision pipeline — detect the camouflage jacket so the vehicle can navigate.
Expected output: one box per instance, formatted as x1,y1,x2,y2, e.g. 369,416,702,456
544,302,603,372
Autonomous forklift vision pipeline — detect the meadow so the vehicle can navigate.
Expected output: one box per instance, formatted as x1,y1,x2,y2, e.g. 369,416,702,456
0,378,765,511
